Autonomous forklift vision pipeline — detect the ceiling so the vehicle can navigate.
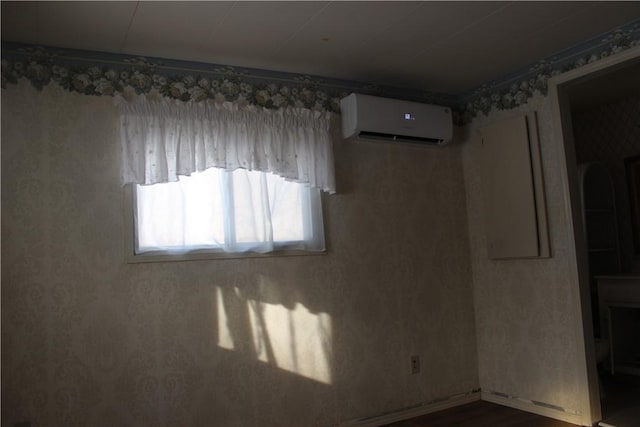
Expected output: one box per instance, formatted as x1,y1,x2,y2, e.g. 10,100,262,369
2,1,639,96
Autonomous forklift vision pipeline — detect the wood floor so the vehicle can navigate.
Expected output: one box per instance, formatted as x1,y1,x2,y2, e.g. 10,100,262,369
383,401,576,427
600,373,640,427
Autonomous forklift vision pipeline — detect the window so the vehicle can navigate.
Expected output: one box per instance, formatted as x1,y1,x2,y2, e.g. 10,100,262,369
132,167,325,259
117,95,335,261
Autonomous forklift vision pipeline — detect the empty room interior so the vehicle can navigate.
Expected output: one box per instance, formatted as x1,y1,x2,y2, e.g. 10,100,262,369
2,2,640,427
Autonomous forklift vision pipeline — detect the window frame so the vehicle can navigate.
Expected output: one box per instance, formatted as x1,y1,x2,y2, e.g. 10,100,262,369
123,177,327,264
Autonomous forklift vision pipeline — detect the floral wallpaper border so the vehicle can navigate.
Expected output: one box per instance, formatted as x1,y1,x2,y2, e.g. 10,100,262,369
1,19,639,124
0,42,454,115
458,20,640,123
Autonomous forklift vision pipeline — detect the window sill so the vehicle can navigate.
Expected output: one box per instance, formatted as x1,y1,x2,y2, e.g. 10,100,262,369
125,248,327,264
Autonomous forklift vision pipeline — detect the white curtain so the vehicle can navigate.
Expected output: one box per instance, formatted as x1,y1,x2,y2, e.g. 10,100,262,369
116,94,336,194
135,167,325,254
116,94,332,254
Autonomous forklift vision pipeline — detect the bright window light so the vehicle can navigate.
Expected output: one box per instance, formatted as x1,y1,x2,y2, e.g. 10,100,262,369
216,286,333,385
134,168,325,255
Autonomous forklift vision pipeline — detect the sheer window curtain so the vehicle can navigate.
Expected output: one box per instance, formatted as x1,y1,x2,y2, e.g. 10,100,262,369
117,94,335,254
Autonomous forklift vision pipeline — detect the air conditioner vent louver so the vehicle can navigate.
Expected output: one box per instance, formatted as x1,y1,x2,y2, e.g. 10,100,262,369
340,93,453,146
358,131,445,145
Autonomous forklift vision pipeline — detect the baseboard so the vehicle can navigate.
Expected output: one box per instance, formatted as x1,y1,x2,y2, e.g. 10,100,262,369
338,389,481,427
481,390,585,426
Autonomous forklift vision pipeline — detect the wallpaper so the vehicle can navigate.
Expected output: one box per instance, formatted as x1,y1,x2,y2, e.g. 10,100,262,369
1,81,478,427
461,93,588,415
572,97,640,274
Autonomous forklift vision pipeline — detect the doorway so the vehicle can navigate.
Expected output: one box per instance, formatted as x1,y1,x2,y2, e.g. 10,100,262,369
552,47,640,426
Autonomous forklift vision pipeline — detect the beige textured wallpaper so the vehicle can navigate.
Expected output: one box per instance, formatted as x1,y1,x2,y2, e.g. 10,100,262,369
461,94,588,415
1,82,479,427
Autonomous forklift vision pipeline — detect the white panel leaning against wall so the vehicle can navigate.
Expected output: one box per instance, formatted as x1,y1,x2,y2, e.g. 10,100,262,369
479,112,550,260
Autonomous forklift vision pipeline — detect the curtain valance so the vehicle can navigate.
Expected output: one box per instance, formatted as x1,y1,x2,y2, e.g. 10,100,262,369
116,95,336,193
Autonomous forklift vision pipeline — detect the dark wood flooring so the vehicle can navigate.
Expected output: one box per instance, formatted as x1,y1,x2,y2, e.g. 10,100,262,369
600,373,640,427
383,401,576,427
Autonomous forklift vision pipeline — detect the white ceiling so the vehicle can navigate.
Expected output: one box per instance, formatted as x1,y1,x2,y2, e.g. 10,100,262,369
2,1,639,95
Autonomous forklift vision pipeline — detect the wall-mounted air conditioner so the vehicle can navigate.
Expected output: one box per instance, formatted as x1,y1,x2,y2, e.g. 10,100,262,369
340,93,453,146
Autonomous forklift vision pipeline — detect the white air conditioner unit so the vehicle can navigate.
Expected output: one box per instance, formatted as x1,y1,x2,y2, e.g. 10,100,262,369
340,93,453,146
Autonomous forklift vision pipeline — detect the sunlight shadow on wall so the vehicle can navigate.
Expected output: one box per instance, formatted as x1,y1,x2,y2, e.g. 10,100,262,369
216,286,333,385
